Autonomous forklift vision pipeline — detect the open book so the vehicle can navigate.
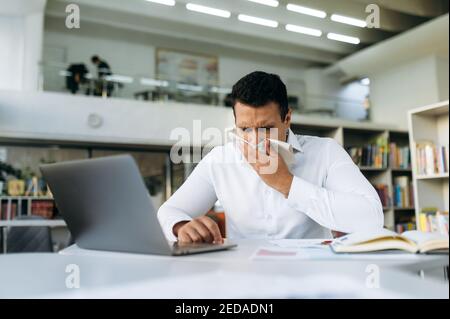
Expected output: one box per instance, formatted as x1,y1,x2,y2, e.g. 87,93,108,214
331,229,449,254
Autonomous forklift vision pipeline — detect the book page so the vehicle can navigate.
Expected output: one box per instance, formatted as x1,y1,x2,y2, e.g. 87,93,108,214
402,230,449,247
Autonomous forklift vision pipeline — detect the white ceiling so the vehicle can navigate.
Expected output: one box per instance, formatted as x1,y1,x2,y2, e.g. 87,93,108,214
45,0,448,66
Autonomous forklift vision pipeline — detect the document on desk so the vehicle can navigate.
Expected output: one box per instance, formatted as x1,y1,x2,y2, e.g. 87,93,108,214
269,239,330,249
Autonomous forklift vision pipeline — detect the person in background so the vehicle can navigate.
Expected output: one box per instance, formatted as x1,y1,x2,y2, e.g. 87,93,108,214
91,55,113,97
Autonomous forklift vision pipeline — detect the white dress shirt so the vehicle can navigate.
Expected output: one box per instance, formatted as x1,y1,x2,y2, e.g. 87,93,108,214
158,130,384,241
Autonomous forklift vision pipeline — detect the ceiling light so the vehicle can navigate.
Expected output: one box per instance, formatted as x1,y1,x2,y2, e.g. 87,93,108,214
331,14,367,28
238,14,278,28
286,4,326,18
247,0,279,7
327,32,360,44
144,0,176,6
186,3,231,18
285,24,322,37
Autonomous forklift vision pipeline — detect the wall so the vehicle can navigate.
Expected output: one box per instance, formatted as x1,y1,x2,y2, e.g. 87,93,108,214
0,0,46,91
0,16,24,90
370,54,449,129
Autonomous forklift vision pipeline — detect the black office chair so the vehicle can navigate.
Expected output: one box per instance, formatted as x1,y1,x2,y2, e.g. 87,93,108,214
6,216,53,253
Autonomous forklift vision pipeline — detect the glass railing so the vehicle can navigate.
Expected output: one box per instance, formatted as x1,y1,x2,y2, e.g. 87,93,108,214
38,62,369,120
38,62,233,107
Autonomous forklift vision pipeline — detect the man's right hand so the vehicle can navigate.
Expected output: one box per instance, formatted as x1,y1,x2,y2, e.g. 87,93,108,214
173,216,223,244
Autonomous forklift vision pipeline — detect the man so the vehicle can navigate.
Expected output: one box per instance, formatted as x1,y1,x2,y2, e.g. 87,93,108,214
91,55,113,97
158,71,383,243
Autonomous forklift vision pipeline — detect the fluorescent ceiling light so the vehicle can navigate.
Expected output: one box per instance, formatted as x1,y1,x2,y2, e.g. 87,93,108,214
144,0,176,6
285,24,322,37
247,0,279,7
104,75,134,83
186,3,231,18
286,4,326,18
140,78,169,87
360,78,370,86
238,14,278,28
327,32,360,44
331,14,367,28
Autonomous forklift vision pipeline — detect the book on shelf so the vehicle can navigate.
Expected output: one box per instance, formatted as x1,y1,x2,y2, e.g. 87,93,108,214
346,137,389,169
415,142,449,175
0,198,54,220
331,229,449,254
418,208,449,235
1,202,17,220
393,176,414,208
372,184,391,208
395,221,416,234
389,143,410,169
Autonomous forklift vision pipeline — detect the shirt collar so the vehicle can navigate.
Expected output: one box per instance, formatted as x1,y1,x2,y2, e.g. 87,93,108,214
287,129,304,153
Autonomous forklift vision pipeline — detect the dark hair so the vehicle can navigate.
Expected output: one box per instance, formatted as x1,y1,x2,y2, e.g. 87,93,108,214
231,71,289,120
91,55,100,63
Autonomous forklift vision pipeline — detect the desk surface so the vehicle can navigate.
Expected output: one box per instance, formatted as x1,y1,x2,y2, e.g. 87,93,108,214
0,239,448,298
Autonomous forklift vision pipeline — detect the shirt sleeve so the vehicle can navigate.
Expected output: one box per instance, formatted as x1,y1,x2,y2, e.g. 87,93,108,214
286,139,384,233
157,150,218,241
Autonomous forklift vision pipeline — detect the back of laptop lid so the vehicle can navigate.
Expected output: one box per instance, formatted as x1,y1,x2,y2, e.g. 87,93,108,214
40,155,172,255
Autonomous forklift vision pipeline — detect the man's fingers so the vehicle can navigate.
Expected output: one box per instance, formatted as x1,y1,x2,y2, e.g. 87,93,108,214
178,230,192,243
200,216,223,244
191,219,213,243
184,227,204,243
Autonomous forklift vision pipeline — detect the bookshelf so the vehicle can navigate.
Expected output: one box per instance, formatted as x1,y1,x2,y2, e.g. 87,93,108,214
408,100,449,232
291,122,413,231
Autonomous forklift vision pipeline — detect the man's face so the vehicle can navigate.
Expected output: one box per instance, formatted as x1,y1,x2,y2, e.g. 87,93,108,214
234,101,291,145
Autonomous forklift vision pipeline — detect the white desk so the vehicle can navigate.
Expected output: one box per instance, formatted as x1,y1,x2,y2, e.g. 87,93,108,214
0,239,448,298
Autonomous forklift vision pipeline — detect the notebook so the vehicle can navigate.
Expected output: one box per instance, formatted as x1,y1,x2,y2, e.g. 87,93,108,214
330,229,449,254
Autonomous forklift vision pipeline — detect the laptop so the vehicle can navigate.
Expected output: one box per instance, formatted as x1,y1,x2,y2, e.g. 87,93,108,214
40,155,237,256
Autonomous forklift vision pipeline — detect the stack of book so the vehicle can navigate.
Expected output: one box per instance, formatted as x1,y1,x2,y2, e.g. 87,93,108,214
372,184,391,208
1,202,17,220
418,208,449,235
389,143,410,169
415,142,449,175
0,198,54,220
346,137,389,168
393,176,414,208
31,201,55,219
395,221,416,233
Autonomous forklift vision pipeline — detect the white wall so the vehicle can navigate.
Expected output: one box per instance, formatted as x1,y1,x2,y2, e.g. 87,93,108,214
0,0,45,91
0,16,24,90
436,56,449,101
370,54,449,129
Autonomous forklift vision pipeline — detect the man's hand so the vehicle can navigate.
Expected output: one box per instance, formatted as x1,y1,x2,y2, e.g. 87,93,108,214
241,139,293,198
173,216,223,244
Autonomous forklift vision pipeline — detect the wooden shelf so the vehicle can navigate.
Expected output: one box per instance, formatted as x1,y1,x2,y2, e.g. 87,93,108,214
408,100,449,231
0,219,66,227
415,173,449,180
358,166,388,172
390,168,412,172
